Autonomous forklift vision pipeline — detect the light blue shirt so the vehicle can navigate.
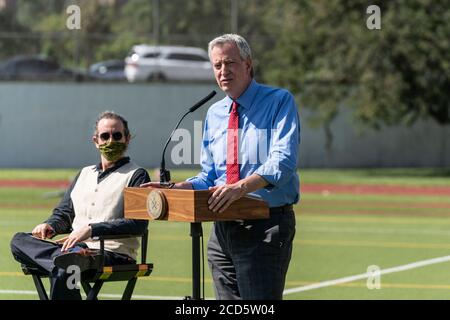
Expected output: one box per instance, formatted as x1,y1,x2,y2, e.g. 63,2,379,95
187,79,300,207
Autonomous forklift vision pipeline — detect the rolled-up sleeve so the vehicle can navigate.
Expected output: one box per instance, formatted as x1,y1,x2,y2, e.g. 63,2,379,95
254,92,300,189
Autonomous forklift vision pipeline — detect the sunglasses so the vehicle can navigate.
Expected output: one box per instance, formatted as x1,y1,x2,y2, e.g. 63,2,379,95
98,131,124,141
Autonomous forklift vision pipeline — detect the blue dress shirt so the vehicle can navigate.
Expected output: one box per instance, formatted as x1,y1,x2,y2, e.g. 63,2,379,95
187,79,301,207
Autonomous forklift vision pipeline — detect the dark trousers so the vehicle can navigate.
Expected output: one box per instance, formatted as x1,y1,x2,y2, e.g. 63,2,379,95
207,210,296,300
10,232,133,300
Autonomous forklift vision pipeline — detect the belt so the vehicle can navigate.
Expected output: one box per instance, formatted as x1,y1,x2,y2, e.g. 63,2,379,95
269,204,293,214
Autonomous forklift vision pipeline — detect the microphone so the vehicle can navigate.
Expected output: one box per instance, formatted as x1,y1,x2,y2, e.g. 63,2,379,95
188,90,217,113
160,90,217,185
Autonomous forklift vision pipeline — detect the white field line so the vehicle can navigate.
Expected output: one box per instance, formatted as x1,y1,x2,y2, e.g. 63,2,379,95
4,257,450,298
0,290,190,300
283,255,450,295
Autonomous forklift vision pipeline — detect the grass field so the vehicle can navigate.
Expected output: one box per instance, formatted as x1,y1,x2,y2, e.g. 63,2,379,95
1,168,450,300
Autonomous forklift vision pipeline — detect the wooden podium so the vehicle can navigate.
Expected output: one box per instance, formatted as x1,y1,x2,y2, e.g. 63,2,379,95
124,187,269,222
124,187,269,299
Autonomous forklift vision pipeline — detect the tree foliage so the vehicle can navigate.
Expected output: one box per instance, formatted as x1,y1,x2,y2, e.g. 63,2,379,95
0,7,37,60
2,0,449,130
262,0,450,128
35,0,114,68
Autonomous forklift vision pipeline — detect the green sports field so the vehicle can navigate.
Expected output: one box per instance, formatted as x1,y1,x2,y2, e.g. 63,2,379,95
1,168,450,300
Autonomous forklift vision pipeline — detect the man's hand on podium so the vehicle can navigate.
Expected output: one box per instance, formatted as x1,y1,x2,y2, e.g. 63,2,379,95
208,183,247,213
208,174,269,213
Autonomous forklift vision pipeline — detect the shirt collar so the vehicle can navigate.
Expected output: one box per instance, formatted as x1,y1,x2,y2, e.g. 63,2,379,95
95,156,130,174
226,79,259,113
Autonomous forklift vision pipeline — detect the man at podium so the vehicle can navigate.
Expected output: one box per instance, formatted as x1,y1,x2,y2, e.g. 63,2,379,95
144,34,300,300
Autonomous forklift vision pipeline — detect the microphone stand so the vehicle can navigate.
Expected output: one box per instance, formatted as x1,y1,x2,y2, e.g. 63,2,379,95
158,91,216,300
159,110,191,186
159,90,216,186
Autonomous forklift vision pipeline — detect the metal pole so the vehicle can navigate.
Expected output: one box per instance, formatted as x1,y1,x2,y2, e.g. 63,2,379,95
190,222,202,300
231,0,238,33
153,0,159,44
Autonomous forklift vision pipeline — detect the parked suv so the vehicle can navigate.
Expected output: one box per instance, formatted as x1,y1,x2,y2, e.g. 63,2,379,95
124,45,214,82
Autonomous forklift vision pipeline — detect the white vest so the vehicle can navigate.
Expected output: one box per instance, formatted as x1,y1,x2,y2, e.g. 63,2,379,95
71,162,140,259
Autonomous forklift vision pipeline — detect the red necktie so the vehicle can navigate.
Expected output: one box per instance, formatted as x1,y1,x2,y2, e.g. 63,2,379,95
226,101,240,184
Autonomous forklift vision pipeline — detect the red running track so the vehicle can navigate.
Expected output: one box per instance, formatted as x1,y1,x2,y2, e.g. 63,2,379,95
0,180,449,196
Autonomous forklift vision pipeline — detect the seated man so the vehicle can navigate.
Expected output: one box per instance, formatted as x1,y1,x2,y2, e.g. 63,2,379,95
10,111,150,300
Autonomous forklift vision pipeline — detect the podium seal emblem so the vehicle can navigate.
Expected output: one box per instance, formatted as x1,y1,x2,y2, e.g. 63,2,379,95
146,189,167,220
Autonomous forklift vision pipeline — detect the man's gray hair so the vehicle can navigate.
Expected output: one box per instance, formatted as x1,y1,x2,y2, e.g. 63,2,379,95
208,34,254,77
94,110,130,138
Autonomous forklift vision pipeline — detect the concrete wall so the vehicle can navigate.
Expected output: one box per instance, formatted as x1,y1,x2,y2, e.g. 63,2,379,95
0,82,448,168
301,108,450,168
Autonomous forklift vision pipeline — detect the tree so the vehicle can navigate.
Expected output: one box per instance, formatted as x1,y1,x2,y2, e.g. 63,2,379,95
0,7,38,60
35,0,114,68
9,0,275,71
261,0,450,136
15,0,65,28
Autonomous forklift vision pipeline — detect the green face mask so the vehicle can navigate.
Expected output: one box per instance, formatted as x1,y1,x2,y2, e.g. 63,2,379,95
98,141,127,162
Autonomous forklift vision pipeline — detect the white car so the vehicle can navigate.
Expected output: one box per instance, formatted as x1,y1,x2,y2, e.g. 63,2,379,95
124,45,214,82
